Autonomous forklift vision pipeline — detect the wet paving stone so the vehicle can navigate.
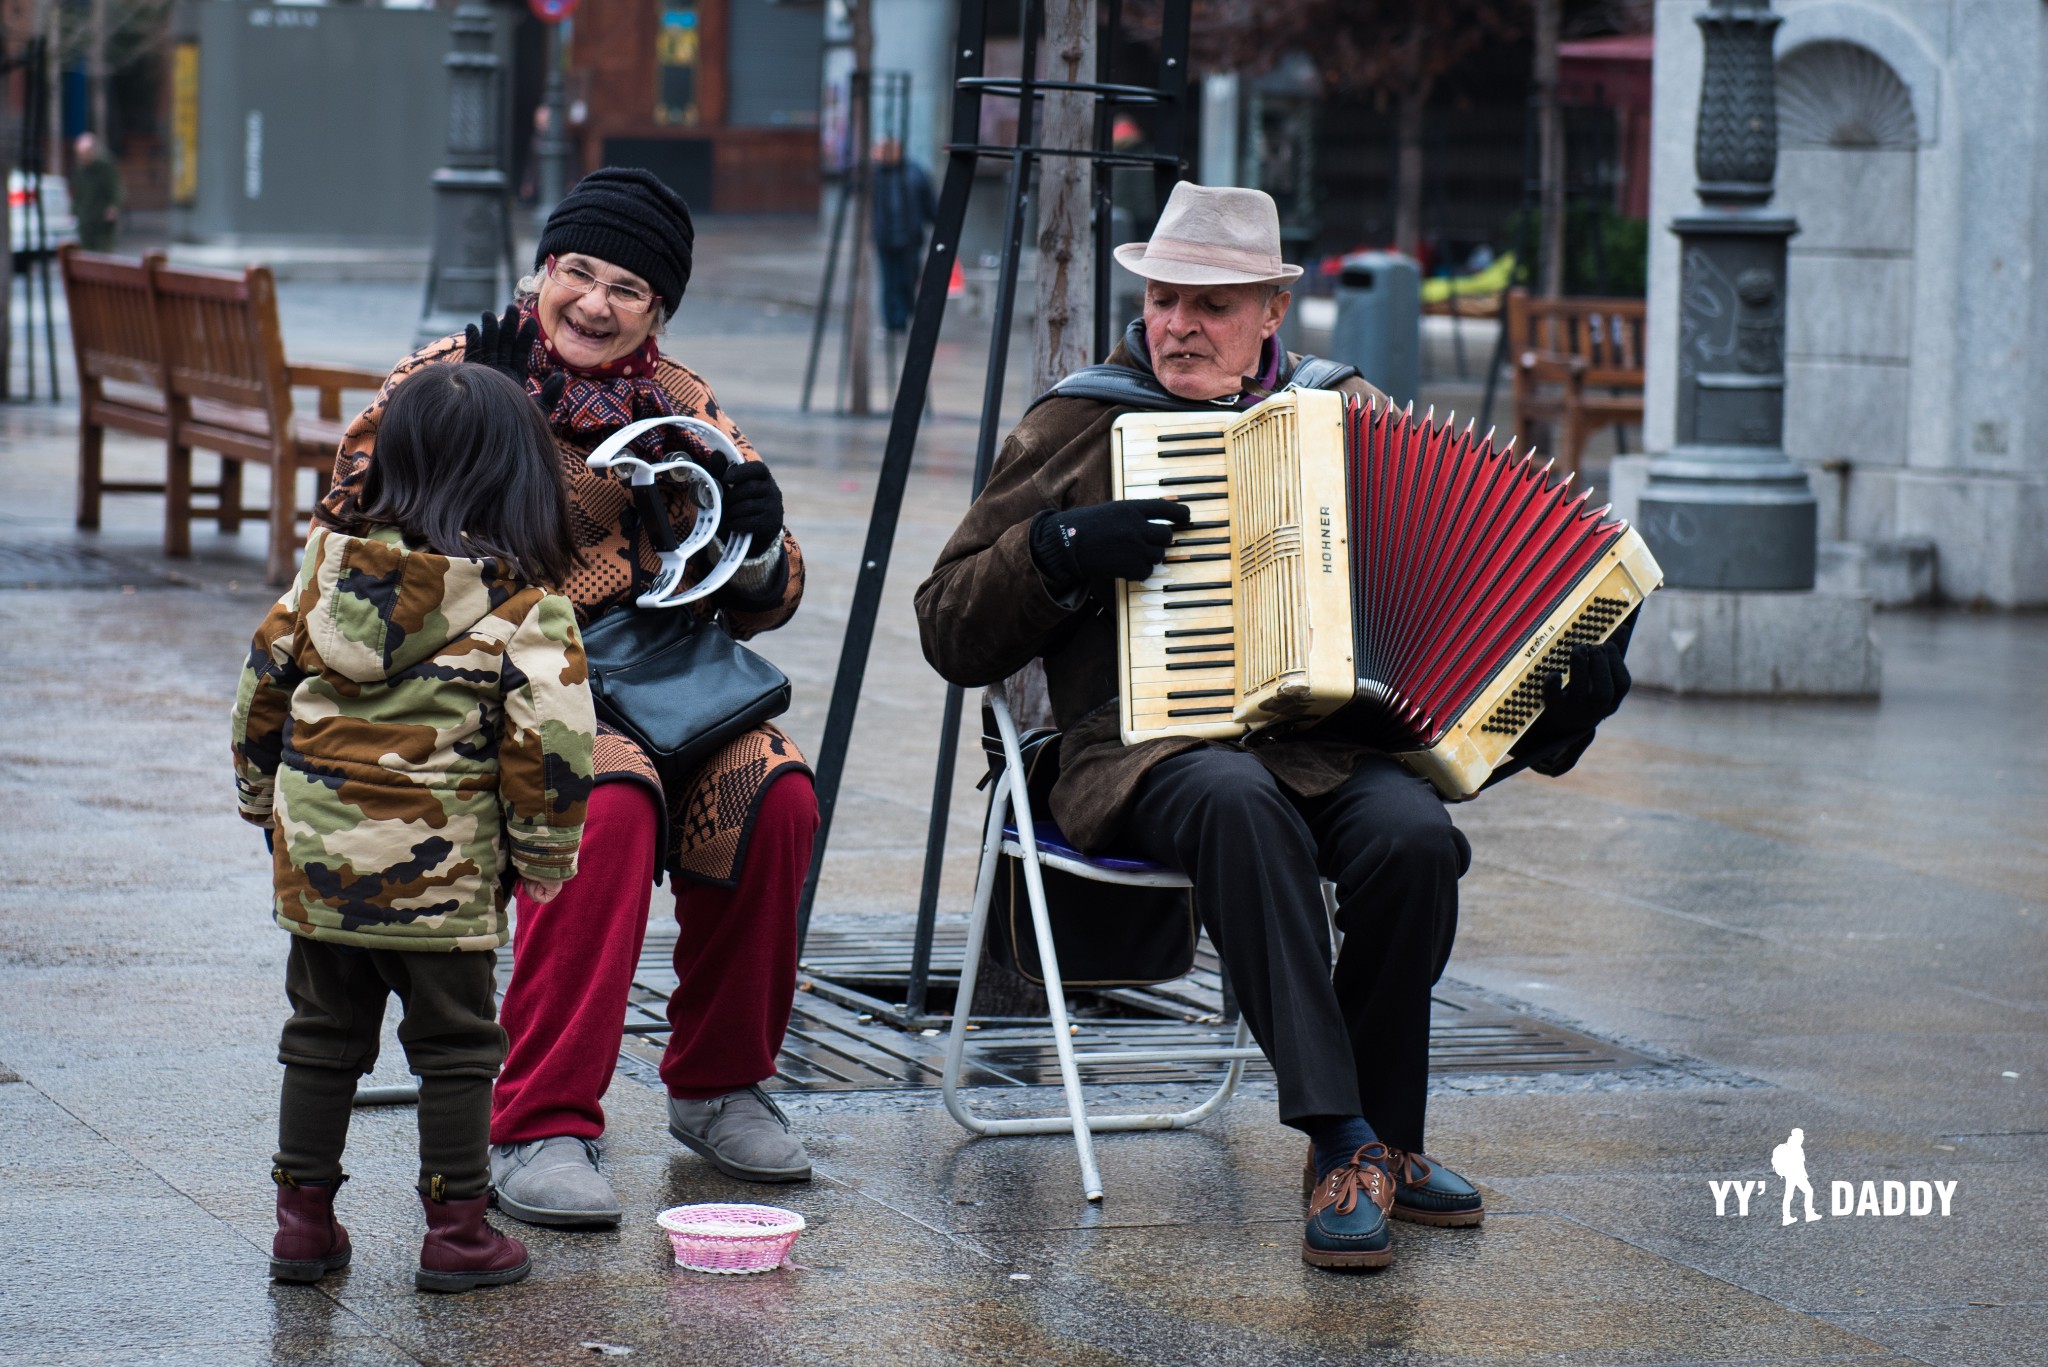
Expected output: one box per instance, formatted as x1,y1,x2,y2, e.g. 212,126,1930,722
0,541,182,590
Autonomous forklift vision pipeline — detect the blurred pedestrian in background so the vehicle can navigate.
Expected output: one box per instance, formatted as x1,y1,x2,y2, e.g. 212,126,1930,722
871,138,935,334
69,133,122,253
519,105,553,203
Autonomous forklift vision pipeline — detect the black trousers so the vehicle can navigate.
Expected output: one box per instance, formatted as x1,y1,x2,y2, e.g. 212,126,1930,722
1121,748,1469,1150
274,938,506,1199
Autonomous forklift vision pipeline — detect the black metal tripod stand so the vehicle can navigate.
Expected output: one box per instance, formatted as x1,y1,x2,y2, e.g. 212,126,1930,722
5,35,63,403
795,0,1193,1025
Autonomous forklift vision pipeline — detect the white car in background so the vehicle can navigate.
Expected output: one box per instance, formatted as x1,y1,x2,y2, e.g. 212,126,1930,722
9,170,80,266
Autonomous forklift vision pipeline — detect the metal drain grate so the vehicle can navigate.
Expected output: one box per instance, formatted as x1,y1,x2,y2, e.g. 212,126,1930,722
0,543,176,590
606,926,1657,1092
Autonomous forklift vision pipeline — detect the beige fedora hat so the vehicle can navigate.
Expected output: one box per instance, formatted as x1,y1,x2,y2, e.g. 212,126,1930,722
1113,182,1305,287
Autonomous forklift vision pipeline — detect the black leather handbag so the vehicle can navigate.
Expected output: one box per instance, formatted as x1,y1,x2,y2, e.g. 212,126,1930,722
579,605,790,779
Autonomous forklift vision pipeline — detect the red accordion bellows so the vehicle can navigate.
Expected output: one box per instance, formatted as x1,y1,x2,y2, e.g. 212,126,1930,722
1345,399,1626,747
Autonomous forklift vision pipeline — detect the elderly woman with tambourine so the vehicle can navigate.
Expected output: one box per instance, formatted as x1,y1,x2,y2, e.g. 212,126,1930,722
315,169,816,1227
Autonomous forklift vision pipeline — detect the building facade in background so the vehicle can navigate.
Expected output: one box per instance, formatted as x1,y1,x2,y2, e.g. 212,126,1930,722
173,1,459,241
1644,0,2048,608
568,0,822,214
18,0,828,242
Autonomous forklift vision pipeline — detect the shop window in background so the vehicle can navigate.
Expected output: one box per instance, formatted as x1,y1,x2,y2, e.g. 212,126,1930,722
656,3,700,126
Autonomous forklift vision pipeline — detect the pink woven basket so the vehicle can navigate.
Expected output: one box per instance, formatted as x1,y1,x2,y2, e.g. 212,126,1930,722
655,1203,805,1274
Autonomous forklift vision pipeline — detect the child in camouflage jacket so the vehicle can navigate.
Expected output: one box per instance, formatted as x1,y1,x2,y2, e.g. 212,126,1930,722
230,363,595,1294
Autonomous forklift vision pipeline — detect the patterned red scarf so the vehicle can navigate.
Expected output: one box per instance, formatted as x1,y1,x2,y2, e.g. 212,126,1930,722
520,300,679,460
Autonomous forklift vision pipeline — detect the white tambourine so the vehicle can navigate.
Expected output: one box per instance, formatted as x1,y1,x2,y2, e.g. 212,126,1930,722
584,415,756,609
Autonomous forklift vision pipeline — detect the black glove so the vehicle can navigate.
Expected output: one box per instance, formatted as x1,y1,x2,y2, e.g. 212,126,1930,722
1529,639,1632,741
716,461,784,546
263,828,275,856
463,306,566,415
670,437,784,546
1030,499,1193,592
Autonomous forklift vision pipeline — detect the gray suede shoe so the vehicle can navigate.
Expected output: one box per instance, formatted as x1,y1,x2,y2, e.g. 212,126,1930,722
488,1136,623,1228
666,1086,812,1182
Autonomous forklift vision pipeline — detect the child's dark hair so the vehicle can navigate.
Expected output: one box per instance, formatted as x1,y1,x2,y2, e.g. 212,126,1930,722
347,363,578,585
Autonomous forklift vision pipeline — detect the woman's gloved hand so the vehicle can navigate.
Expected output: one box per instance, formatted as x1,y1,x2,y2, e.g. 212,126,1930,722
1030,499,1193,593
667,435,785,546
463,306,566,414
715,461,785,546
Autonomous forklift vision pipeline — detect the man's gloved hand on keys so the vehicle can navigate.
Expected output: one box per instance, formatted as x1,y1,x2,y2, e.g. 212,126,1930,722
1030,499,1193,594
1528,639,1632,742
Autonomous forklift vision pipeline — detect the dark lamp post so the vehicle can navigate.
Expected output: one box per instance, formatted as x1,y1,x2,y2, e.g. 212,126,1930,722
533,19,570,229
1637,0,1817,590
418,1,512,345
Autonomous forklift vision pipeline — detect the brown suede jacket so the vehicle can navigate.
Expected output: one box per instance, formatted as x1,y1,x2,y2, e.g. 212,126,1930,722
915,342,1603,854
914,343,1401,853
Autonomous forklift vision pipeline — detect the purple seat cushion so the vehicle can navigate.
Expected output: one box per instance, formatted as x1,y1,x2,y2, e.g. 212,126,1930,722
1002,819,1178,876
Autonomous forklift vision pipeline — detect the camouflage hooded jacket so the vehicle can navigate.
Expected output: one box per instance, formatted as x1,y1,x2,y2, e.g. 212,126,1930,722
230,526,596,951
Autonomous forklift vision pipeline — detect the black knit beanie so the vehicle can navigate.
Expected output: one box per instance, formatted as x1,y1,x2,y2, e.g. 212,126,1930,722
534,167,696,316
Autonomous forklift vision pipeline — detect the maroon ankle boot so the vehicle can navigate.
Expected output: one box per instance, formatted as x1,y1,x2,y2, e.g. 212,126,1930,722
270,1170,352,1283
416,1191,531,1293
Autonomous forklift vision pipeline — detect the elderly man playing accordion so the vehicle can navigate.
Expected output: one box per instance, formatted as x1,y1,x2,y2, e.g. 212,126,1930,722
915,183,1632,1271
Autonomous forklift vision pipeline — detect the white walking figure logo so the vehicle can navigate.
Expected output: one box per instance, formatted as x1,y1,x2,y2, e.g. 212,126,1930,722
1771,1128,1823,1225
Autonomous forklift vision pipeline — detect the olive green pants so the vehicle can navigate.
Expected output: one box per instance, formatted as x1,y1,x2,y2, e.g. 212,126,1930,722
274,937,505,1199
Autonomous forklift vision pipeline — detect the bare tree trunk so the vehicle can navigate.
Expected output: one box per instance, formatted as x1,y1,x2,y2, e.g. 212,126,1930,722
844,0,875,414
1533,0,1565,298
1393,82,1427,259
89,0,109,138
1031,0,1097,390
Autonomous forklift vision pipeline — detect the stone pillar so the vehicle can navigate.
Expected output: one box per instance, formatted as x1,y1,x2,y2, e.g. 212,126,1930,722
1629,0,1879,697
417,1,510,345
1638,0,1814,590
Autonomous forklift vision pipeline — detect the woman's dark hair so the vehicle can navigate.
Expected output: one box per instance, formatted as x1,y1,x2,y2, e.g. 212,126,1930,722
348,363,578,586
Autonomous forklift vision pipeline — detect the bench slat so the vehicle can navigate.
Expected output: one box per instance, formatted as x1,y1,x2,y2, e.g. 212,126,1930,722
60,245,395,581
1506,288,1646,475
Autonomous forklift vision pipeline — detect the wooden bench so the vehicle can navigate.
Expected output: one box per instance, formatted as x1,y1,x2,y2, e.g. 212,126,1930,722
1505,288,1646,475
63,247,199,543
59,245,389,583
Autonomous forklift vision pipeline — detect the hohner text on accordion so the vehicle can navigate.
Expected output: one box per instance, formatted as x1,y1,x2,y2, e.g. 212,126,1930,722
1224,390,1354,723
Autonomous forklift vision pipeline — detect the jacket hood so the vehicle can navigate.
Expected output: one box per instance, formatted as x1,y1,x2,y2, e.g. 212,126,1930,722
302,527,519,682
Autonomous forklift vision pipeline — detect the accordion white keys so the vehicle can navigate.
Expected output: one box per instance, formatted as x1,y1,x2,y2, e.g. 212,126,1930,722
1110,390,1664,798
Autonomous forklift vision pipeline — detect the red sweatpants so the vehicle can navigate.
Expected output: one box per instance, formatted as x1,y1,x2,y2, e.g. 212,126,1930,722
490,772,817,1145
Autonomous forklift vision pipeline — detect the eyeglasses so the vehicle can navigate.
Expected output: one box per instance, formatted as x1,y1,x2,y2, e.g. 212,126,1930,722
547,257,657,314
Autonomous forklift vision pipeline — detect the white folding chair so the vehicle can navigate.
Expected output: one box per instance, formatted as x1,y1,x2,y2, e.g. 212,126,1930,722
940,682,1263,1202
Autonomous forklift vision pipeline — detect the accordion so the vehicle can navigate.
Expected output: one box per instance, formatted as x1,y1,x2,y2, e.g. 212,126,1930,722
1110,390,1663,798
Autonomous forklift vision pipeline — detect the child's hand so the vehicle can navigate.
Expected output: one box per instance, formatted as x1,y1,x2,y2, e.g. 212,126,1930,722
521,877,567,905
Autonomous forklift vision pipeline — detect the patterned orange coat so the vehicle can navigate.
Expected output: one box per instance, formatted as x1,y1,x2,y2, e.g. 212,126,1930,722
318,335,809,885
